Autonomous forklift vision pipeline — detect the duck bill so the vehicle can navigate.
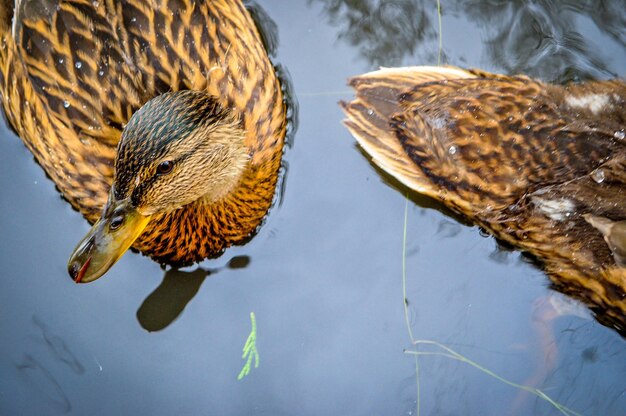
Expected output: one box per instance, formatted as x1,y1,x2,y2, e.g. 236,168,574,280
68,198,151,283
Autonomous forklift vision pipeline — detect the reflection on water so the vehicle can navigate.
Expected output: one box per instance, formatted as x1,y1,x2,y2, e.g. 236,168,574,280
310,0,439,65
457,0,623,81
313,0,624,80
137,256,251,331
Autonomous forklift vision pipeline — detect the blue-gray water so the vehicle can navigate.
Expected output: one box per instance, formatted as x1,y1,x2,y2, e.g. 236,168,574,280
1,1,625,415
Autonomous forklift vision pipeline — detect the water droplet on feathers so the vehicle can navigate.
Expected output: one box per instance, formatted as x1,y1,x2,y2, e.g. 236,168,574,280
591,169,605,183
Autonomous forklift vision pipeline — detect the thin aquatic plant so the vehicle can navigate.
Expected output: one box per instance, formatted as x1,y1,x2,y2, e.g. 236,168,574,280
237,312,260,380
402,196,420,414
403,342,581,416
436,0,442,65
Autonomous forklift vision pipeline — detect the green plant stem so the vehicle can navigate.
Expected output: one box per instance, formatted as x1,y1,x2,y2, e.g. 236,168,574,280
404,341,581,416
437,0,442,65
237,312,259,380
402,195,420,416
402,195,415,344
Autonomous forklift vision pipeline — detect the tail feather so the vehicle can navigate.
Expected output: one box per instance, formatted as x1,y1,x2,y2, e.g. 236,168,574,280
341,66,480,204
342,100,423,193
348,66,475,119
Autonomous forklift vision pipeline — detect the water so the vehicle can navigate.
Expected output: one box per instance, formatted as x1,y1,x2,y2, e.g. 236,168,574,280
1,1,625,415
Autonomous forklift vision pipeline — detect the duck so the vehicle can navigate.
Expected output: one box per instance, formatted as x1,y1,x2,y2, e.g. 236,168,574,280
0,0,287,282
341,66,626,333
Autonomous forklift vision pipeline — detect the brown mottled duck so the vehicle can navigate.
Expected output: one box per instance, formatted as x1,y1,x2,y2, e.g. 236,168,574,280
0,0,286,282
341,66,626,332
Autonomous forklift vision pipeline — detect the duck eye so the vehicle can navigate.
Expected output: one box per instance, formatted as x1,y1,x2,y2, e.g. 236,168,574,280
110,215,124,231
157,160,174,175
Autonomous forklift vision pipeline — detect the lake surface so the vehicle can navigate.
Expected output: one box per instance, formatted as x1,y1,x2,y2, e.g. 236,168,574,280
1,1,625,415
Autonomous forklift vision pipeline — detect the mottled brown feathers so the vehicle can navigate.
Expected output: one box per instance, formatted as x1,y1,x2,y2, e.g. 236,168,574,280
0,0,286,264
342,66,626,332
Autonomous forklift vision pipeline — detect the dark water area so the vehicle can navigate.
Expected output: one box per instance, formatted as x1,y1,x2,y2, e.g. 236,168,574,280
1,1,625,415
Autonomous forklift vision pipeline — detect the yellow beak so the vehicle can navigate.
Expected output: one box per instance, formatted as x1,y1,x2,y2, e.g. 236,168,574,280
68,194,151,283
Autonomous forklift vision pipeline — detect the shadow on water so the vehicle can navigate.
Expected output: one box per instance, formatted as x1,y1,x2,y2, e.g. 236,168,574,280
311,0,623,81
136,256,251,332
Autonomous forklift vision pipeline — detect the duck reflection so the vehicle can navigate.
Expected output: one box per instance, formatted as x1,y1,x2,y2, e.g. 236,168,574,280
312,0,623,80
136,256,251,332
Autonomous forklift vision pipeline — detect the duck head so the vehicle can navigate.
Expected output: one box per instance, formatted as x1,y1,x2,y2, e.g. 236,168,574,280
68,90,248,283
